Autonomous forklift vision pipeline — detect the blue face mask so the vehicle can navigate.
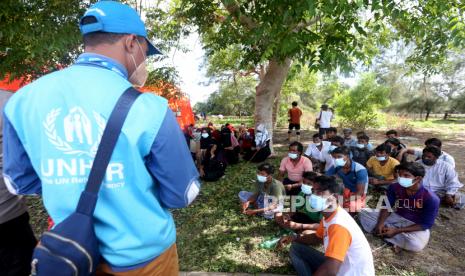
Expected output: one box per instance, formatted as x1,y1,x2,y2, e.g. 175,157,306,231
376,156,387,162
398,177,414,188
329,145,338,152
201,133,209,138
301,184,312,195
334,157,346,167
257,175,267,183
309,194,328,211
288,153,299,159
356,143,365,149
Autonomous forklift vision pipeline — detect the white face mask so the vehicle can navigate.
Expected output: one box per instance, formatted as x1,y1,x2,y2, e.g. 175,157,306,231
128,39,148,88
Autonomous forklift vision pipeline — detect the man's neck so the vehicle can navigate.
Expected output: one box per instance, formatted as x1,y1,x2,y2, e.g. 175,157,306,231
343,159,352,170
84,46,127,72
322,206,337,219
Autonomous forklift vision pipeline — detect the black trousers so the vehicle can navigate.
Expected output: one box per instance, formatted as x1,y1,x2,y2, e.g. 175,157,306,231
0,212,37,276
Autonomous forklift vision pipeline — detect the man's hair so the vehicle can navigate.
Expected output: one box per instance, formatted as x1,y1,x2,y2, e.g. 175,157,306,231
425,138,442,148
303,171,318,182
330,135,345,145
395,162,425,177
423,146,441,158
385,138,401,147
386,129,398,136
315,175,342,194
289,141,304,153
331,146,351,156
312,133,323,139
321,104,328,110
375,143,391,154
81,16,144,47
356,131,366,137
292,101,298,106
358,134,370,142
328,127,338,133
257,163,275,175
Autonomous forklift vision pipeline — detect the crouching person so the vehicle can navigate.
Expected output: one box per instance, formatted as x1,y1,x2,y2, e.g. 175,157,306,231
360,162,440,252
279,175,375,276
239,163,286,219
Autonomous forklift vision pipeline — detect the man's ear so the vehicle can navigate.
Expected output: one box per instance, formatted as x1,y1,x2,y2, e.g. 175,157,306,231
123,34,138,54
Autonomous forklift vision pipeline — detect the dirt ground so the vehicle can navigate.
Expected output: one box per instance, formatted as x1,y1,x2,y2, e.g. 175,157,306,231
273,127,465,275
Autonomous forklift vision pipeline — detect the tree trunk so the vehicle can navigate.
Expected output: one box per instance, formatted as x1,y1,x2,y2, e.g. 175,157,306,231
425,109,430,121
272,92,281,129
255,58,292,154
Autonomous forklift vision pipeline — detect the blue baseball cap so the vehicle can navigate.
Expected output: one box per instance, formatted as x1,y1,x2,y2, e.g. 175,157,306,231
79,1,161,56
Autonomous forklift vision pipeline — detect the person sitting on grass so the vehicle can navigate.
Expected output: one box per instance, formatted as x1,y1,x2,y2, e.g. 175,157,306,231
326,146,369,213
325,127,338,141
418,146,464,208
238,163,286,219
321,135,345,173
304,133,331,173
356,131,374,151
199,143,227,182
350,134,373,167
385,129,407,149
360,162,440,253
279,142,313,196
385,138,408,163
243,124,271,163
275,172,322,232
408,137,456,169
343,128,357,147
367,144,400,189
279,175,375,276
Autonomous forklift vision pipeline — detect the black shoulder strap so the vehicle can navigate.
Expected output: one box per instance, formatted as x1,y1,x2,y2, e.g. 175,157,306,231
76,87,141,215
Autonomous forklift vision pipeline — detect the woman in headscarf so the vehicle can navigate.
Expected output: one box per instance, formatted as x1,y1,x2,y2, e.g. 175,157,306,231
244,123,271,162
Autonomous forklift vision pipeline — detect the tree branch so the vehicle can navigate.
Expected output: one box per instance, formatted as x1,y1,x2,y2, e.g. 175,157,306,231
292,16,320,33
221,0,257,29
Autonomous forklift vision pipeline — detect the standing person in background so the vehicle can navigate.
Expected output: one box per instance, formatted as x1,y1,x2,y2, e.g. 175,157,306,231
315,104,333,137
2,2,200,274
288,101,303,142
0,90,37,276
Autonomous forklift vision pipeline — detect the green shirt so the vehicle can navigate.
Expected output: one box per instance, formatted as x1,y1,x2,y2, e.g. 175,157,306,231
254,178,286,199
296,191,323,222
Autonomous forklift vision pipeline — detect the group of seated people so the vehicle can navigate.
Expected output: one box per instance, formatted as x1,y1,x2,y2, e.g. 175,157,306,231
185,122,272,182
237,128,463,276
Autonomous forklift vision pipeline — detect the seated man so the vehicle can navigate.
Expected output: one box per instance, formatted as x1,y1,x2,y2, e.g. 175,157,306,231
321,136,345,173
326,146,369,213
419,146,464,208
360,162,440,252
343,128,357,147
239,163,286,219
356,131,374,151
279,142,313,195
280,175,375,276
385,130,407,149
366,144,400,188
409,138,455,168
385,138,408,163
275,172,321,231
304,133,331,173
350,134,373,167
325,127,338,141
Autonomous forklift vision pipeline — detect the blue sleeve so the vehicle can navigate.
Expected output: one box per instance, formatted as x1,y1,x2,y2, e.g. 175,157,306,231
326,166,336,176
356,168,368,185
145,109,200,208
420,194,440,230
2,112,41,195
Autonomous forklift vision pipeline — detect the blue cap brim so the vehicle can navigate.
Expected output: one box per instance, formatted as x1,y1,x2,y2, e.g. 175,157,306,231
146,38,162,56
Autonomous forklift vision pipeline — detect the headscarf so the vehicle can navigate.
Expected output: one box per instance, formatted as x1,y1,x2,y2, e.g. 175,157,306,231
255,123,270,148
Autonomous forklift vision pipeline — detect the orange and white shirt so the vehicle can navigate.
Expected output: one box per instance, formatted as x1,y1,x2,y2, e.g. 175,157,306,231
316,207,375,276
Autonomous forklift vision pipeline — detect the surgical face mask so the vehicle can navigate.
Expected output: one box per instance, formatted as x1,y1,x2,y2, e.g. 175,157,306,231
309,194,329,211
422,158,435,166
398,177,414,188
376,156,387,162
257,175,267,183
356,143,365,149
301,184,312,195
329,145,338,152
201,133,209,138
314,142,321,146
334,157,346,167
288,153,299,159
128,39,148,87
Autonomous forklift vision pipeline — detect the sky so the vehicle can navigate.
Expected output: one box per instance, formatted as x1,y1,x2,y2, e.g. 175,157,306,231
155,33,219,105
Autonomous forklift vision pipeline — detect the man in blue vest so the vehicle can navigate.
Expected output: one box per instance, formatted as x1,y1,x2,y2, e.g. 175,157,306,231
2,1,200,275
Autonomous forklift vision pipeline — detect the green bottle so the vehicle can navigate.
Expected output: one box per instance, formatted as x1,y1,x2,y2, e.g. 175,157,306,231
259,237,281,249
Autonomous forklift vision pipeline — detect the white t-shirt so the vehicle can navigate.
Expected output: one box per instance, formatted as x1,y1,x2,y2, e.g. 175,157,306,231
305,141,331,161
318,110,333,128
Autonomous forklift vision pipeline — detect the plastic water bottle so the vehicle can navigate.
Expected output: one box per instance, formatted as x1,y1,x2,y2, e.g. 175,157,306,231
259,237,281,249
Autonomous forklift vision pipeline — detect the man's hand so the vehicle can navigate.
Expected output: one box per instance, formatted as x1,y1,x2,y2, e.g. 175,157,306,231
369,178,379,185
277,235,294,250
380,227,399,238
444,195,455,207
374,223,384,236
285,185,293,191
244,209,257,216
241,201,250,213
